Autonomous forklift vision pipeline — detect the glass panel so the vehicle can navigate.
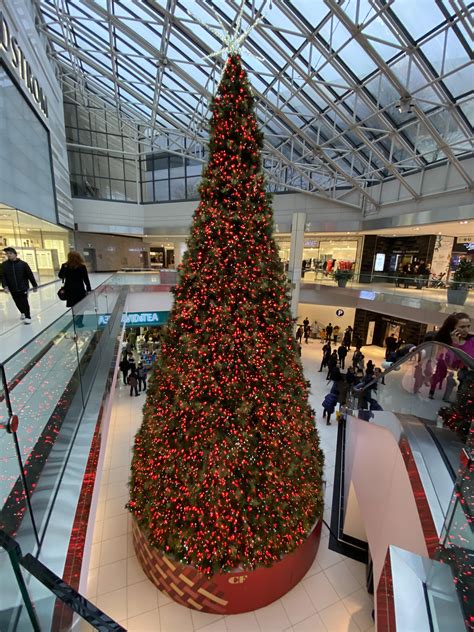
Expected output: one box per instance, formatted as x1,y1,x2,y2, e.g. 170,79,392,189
110,179,126,200
170,178,186,200
186,176,201,199
390,1,446,40
154,180,169,202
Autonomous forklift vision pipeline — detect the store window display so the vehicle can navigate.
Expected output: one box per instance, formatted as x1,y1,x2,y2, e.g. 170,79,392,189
0,204,69,284
301,238,360,281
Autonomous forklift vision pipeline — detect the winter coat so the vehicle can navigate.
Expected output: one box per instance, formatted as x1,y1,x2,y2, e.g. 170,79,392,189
58,263,91,307
338,346,347,359
119,358,130,373
1,258,38,292
128,373,138,387
322,393,337,415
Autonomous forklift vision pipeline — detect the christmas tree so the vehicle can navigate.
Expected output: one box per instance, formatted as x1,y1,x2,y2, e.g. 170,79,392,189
128,54,323,576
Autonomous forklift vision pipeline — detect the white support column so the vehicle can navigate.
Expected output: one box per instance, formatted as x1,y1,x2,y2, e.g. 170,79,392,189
173,241,187,267
288,212,306,320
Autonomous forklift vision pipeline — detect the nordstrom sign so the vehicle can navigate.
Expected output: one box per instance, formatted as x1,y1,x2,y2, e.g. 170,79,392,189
0,11,48,116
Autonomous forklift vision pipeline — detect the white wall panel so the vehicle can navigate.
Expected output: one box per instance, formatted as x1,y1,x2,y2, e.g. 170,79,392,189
0,0,73,227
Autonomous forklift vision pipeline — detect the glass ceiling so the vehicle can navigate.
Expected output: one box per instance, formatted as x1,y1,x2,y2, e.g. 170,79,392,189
38,0,473,207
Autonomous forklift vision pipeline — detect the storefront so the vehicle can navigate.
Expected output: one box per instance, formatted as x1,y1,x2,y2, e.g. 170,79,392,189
450,237,474,275
353,308,427,348
276,235,362,280
359,235,437,283
0,203,70,284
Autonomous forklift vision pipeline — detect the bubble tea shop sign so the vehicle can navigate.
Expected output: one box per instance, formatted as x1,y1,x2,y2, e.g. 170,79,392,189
0,11,48,116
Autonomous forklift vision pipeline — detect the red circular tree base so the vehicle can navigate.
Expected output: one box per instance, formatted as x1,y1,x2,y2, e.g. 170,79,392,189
132,518,322,614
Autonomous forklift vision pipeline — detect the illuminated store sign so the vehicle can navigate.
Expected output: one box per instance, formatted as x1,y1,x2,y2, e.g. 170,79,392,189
0,12,48,116
98,311,170,327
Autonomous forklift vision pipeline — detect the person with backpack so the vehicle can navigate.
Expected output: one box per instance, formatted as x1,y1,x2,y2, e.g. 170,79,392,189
1,247,38,324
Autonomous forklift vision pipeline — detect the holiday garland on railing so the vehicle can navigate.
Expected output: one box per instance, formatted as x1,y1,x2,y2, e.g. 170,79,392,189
127,54,323,575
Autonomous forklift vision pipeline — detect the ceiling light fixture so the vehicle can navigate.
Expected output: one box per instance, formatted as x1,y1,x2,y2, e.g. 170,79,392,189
396,95,413,114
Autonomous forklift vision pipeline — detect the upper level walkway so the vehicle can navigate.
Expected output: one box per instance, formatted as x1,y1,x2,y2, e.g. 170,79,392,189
300,277,473,326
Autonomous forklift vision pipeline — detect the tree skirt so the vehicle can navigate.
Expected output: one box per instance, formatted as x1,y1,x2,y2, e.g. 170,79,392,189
132,518,322,614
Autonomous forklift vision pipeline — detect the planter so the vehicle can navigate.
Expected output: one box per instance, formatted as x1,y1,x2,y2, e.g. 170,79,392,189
132,518,322,614
337,278,349,288
447,287,468,305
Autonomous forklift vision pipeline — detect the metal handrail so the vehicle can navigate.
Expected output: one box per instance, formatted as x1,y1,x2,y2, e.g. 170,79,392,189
352,340,474,396
0,528,125,631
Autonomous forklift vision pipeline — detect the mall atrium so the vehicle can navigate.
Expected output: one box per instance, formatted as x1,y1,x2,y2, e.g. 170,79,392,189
0,0,473,631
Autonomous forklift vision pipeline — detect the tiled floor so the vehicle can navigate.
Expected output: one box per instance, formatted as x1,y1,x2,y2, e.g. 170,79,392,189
85,339,377,631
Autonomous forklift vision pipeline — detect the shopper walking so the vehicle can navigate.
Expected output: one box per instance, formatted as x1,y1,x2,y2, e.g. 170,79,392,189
303,324,311,344
325,322,333,342
128,370,139,397
137,362,147,392
58,251,91,328
319,342,331,372
429,354,448,399
443,372,456,402
343,326,352,350
337,344,347,369
352,347,364,371
385,334,398,360
119,354,130,385
327,350,339,380
1,247,38,324
413,363,424,393
295,325,303,343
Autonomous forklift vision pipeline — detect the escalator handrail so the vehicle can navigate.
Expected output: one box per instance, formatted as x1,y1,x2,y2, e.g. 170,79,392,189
352,340,474,396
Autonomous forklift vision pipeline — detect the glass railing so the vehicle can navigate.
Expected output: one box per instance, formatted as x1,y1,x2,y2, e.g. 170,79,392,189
300,273,473,313
112,269,178,285
0,279,127,631
340,341,473,627
0,528,125,631
436,449,473,630
346,341,473,440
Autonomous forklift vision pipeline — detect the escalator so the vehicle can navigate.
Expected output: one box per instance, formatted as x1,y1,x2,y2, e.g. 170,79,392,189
330,341,473,631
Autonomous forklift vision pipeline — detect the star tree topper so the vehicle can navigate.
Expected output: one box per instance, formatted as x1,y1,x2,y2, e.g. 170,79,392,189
187,0,265,62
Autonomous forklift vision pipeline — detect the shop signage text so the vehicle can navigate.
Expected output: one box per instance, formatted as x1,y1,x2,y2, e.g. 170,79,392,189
98,311,170,327
0,11,48,116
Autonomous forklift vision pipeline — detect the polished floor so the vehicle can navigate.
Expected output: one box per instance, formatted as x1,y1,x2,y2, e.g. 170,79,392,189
85,341,379,631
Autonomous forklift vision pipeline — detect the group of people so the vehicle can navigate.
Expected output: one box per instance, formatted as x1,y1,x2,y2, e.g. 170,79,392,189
321,351,383,425
119,344,148,397
1,247,92,327
395,260,431,289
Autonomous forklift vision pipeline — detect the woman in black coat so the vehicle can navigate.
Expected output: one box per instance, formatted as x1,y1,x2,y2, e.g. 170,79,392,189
59,251,91,327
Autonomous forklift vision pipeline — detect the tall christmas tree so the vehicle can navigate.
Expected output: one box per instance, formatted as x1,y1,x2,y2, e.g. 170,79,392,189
128,54,323,576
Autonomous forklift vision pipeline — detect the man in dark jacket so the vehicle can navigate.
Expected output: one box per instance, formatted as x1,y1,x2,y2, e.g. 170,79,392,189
337,344,348,369
1,247,38,324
